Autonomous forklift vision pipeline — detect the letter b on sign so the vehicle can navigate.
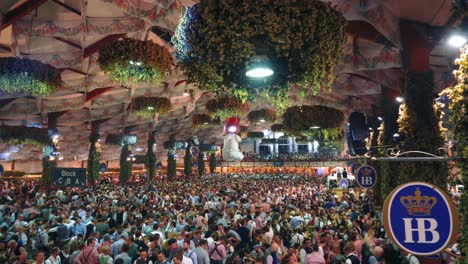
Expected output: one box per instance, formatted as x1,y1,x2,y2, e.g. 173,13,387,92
403,218,440,243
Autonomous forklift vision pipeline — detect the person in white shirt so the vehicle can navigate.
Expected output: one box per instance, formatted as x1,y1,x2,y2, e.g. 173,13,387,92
45,247,61,264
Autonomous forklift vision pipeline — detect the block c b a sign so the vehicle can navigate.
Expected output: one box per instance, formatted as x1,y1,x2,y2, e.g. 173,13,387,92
383,182,460,256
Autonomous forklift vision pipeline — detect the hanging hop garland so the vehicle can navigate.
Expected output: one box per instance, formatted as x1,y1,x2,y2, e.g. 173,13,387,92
205,96,249,120
0,57,61,96
282,105,344,134
173,0,347,101
132,96,172,118
98,38,174,84
248,109,276,123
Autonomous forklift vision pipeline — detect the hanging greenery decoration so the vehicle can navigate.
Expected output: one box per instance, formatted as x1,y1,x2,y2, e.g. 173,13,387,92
440,45,468,253
246,131,264,140
271,123,285,132
248,109,276,123
173,0,347,102
295,136,310,144
132,96,172,118
97,38,173,84
304,127,344,142
192,114,220,127
282,105,344,135
105,134,137,146
205,96,249,120
0,57,61,96
0,126,50,147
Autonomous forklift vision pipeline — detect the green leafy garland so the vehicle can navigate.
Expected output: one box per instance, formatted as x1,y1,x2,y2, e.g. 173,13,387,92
205,96,249,120
282,106,344,140
119,144,132,183
167,150,177,180
184,146,193,177
192,114,220,127
87,134,101,183
248,109,276,123
0,57,61,96
0,126,50,147
173,0,347,101
98,38,173,84
396,71,447,190
132,97,172,119
440,46,468,254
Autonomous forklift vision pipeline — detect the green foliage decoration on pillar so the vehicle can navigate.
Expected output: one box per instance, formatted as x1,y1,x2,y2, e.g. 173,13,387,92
197,152,205,177
209,153,217,173
440,46,468,254
147,132,156,181
87,134,101,184
41,145,56,187
397,71,447,190
119,144,132,183
377,89,401,199
184,145,193,177
167,150,177,180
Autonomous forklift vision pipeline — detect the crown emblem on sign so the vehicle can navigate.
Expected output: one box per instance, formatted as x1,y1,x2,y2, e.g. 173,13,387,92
360,167,373,176
399,188,437,216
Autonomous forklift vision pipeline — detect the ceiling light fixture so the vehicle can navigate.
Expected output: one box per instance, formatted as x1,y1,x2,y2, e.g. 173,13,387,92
183,90,190,96
448,34,467,48
245,55,274,78
310,126,320,129
395,96,404,103
259,119,266,123
129,60,142,66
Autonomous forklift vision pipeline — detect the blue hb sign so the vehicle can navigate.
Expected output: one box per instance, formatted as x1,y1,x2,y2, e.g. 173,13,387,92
383,182,460,256
356,165,377,188
339,178,349,188
351,163,361,175
99,163,107,173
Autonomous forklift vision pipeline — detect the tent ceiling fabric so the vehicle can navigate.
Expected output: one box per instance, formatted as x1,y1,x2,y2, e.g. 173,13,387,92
0,0,458,162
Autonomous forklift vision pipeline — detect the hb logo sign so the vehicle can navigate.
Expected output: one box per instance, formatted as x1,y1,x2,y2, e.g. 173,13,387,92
383,182,459,256
356,165,377,188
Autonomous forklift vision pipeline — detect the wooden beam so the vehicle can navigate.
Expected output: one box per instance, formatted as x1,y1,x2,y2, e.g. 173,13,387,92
0,44,10,52
83,34,126,59
85,86,115,102
52,37,81,49
1,0,48,31
50,0,81,16
60,67,89,76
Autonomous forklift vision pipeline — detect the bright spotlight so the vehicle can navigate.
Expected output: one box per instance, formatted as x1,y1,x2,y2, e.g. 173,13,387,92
246,67,274,78
227,126,237,133
377,116,383,121
396,96,404,103
448,35,467,48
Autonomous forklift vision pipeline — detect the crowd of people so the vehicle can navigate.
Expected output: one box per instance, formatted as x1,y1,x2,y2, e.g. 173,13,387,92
0,173,462,264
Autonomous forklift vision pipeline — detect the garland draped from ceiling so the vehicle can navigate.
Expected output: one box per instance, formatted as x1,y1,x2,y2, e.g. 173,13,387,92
0,126,50,147
248,109,276,123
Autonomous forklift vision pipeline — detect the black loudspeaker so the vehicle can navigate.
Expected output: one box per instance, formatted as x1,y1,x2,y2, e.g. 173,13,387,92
348,112,369,156
349,112,369,141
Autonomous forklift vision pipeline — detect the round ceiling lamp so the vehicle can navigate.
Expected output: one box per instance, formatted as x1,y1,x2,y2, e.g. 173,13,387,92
245,55,274,78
